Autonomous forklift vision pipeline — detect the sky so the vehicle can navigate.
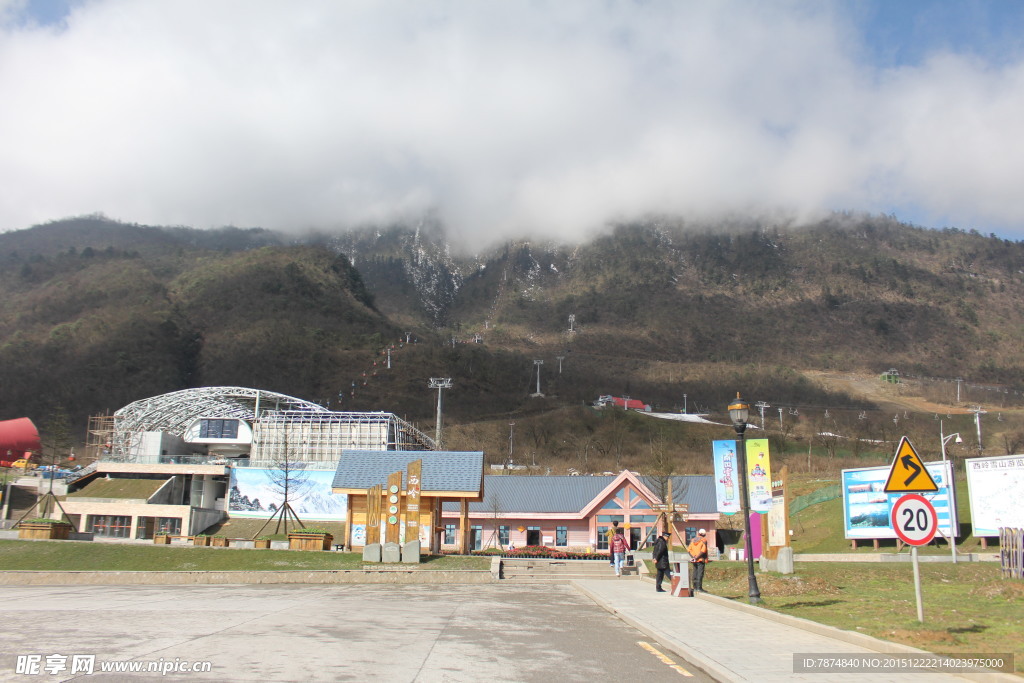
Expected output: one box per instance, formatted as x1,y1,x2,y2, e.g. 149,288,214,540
2,0,1023,248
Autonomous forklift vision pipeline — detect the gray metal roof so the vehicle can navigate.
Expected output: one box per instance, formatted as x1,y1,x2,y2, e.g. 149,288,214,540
441,474,717,514
332,450,484,493
639,475,717,514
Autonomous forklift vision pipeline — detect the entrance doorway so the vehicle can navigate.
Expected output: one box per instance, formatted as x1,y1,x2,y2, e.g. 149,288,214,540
629,527,642,551
526,526,541,546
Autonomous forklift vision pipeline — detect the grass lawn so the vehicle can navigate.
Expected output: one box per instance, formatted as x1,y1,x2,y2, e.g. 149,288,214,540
0,540,491,572
709,560,1024,673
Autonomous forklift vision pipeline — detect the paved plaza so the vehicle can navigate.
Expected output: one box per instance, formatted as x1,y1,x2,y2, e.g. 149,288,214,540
0,584,712,683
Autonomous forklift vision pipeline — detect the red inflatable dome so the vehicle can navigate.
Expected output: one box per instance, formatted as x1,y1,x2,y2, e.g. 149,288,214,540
0,417,41,467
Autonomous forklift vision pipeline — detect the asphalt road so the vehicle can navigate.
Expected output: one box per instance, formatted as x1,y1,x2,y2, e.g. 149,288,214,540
0,584,715,682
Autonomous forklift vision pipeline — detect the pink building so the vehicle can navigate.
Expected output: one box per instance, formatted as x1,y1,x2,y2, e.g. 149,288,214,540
440,470,719,553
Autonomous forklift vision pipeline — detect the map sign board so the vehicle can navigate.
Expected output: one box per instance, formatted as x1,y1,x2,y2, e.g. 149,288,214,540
965,454,1024,537
842,462,955,540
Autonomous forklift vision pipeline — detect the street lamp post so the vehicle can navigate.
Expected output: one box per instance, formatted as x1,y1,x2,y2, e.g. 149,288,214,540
728,392,761,604
940,421,963,564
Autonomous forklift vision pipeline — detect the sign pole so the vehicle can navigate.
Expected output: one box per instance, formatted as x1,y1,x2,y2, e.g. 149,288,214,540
912,546,924,622
891,492,936,623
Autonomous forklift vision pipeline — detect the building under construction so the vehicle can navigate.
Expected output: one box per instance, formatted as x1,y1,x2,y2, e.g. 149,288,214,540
85,386,435,465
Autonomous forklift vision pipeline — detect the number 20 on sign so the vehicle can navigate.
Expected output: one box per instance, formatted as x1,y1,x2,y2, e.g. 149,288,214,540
890,494,938,546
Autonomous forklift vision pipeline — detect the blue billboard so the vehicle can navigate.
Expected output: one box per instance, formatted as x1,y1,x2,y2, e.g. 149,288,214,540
842,462,956,540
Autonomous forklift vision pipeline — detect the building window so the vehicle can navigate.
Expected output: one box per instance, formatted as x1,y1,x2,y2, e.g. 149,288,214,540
471,525,483,550
157,517,181,535
443,524,457,545
498,525,510,546
88,515,132,538
199,419,239,439
555,526,568,547
597,515,624,523
597,526,609,550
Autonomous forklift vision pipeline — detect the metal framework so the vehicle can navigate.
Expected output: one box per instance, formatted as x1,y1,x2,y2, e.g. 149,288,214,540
107,386,435,462
249,410,435,465
110,387,328,459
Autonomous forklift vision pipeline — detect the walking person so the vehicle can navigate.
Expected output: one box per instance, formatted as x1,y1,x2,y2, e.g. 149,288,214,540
688,528,709,593
652,530,672,592
610,528,629,576
606,520,620,566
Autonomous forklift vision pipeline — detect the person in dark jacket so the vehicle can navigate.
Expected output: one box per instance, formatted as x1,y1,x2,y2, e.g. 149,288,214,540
652,530,672,592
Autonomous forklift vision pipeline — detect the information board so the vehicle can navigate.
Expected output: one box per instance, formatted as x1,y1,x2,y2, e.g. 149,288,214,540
842,461,955,540
965,454,1024,537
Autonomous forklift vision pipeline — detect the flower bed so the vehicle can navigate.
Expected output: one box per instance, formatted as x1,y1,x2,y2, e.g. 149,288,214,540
17,519,72,540
473,545,605,560
288,529,333,551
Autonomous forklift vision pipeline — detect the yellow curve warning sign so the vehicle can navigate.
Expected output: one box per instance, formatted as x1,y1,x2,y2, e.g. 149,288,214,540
883,437,939,493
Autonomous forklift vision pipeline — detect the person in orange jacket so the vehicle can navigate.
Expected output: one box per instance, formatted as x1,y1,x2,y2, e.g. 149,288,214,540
688,528,709,592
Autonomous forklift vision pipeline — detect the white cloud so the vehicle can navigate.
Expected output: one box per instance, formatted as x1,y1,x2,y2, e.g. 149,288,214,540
1,0,1023,248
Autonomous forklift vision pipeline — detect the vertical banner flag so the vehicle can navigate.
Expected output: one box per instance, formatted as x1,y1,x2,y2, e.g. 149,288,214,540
745,438,773,512
713,440,740,514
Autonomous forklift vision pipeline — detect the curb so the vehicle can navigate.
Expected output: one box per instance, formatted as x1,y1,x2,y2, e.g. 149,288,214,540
571,580,739,683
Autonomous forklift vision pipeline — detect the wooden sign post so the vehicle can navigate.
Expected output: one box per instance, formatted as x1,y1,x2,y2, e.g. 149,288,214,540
366,484,382,546
385,471,403,545
405,460,422,545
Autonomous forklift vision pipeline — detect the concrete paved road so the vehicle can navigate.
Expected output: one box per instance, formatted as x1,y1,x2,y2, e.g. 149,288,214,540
0,584,714,682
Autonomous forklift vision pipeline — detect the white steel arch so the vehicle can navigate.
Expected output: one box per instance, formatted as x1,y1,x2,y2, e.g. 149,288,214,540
112,386,327,458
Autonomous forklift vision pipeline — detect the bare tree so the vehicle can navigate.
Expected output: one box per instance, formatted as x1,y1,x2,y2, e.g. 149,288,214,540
486,492,504,550
253,426,309,538
15,406,76,528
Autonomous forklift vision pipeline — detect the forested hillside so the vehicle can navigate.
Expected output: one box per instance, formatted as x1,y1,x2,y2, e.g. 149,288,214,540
1,214,1022,449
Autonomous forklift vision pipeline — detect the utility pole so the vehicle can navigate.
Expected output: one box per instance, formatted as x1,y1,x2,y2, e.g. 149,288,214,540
955,378,964,404
386,347,392,369
971,405,987,454
682,394,687,414
508,421,515,460
428,378,452,448
568,314,575,334
532,360,544,396
777,407,784,430
755,401,770,429
556,356,565,374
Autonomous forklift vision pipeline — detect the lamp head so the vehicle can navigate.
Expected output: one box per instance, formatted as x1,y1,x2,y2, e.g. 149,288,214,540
954,434,963,444
728,392,750,429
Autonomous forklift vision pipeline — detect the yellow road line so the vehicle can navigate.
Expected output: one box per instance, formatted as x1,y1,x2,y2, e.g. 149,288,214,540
637,641,693,677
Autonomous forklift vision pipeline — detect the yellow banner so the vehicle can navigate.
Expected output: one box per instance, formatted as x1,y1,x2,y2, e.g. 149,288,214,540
745,438,772,512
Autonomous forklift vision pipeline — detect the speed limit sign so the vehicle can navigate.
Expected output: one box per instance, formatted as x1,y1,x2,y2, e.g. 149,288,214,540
891,493,938,546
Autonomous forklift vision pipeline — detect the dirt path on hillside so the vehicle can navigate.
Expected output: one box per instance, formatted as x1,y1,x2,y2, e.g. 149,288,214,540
807,371,976,414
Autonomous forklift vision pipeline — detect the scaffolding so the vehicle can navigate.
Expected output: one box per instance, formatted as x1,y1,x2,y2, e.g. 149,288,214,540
84,413,115,463
250,410,435,465
101,386,435,463
108,386,328,460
